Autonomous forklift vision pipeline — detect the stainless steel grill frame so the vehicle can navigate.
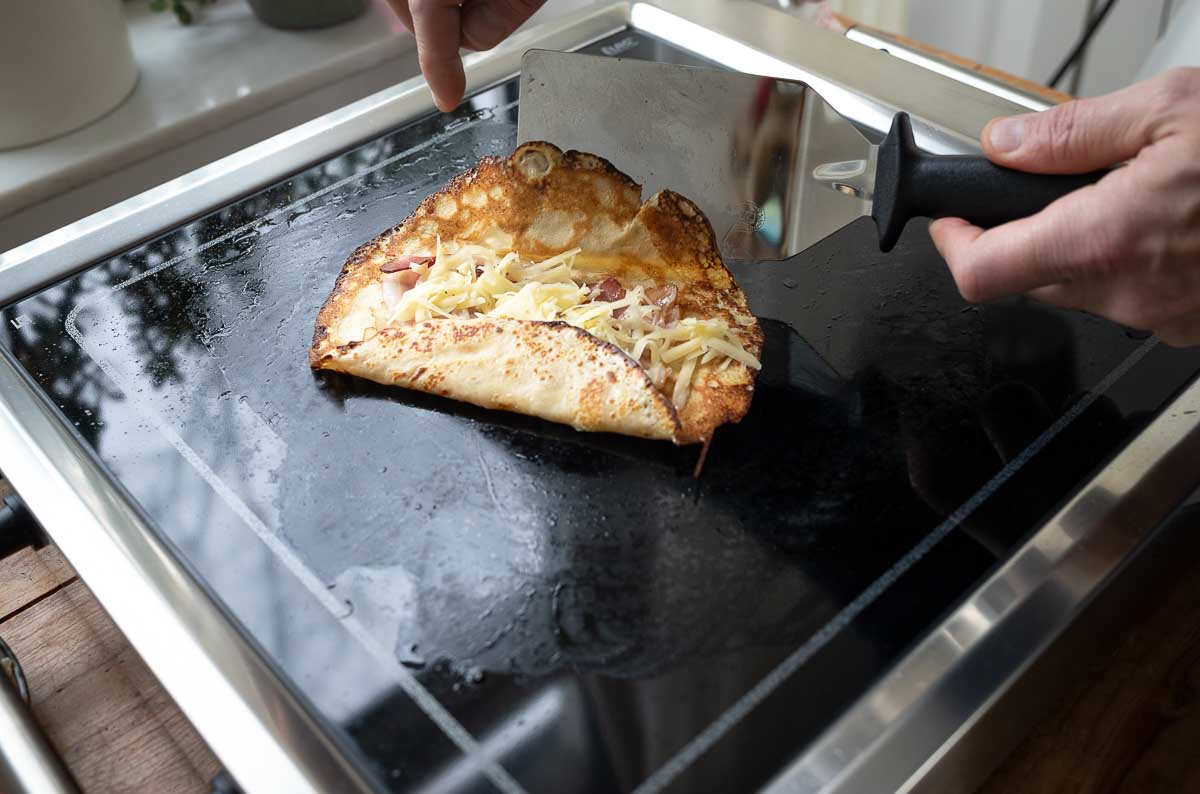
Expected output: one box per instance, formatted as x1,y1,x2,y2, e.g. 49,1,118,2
1,3,1197,792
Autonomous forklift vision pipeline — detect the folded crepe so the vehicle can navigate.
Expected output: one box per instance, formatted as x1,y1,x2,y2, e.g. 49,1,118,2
310,142,763,444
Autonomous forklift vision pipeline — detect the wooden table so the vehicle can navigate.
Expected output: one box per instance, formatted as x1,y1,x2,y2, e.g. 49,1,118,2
0,479,220,792
1,23,1196,794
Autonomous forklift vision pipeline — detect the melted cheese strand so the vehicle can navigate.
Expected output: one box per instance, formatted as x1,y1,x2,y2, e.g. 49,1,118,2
379,242,760,408
673,356,699,409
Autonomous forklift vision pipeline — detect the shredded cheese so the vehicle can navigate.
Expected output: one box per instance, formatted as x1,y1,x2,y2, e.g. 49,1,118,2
377,241,760,408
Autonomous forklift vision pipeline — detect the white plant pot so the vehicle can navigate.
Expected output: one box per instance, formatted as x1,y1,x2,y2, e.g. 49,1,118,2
0,0,138,150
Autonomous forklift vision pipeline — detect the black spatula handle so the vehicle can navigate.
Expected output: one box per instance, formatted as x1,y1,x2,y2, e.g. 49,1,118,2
872,112,1106,252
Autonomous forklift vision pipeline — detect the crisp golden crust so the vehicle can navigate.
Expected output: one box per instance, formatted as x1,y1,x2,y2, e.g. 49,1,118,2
310,142,762,443
314,318,681,440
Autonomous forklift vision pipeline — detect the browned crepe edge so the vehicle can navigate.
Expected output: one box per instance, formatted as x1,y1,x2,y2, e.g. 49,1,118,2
310,142,762,444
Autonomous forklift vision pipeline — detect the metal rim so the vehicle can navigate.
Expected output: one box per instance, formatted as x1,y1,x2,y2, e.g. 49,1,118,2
1,3,1197,793
764,373,1200,794
0,638,29,705
0,351,382,794
844,27,1056,112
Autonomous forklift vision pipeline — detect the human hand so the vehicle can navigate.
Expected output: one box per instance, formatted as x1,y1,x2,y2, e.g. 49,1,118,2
930,68,1200,346
387,0,547,112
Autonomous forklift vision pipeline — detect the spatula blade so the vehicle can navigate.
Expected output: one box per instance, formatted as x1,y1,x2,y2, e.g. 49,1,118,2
517,50,875,261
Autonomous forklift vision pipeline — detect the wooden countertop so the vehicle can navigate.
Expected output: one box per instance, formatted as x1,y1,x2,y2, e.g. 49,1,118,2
981,550,1200,794
0,478,219,792
1,556,221,792
836,18,1075,106
1,19,1195,794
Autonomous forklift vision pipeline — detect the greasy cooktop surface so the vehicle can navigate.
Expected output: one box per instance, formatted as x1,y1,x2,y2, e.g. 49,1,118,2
4,29,1200,794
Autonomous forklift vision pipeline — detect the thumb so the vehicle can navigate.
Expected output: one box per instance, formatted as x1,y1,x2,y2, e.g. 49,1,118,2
982,80,1162,173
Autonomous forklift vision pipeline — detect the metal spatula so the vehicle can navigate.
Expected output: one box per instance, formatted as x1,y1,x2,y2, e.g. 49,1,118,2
516,51,1102,261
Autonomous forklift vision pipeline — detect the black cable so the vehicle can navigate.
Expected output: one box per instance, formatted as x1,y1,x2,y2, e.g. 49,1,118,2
0,492,48,558
1048,0,1121,89
209,770,245,794
1159,0,1176,39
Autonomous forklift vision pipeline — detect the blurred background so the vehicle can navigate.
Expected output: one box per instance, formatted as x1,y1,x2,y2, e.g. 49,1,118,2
794,0,1192,96
2,0,1196,254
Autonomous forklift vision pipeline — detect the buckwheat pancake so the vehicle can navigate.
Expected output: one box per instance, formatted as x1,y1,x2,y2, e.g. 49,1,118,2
310,142,763,444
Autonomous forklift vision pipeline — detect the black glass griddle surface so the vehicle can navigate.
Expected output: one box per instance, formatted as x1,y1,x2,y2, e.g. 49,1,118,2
5,30,1200,794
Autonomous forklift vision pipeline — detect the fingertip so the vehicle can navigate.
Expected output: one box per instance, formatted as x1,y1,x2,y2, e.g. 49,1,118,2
927,218,992,302
928,217,974,256
432,83,465,113
928,216,970,234
421,56,465,112
409,0,467,112
927,219,949,253
431,77,463,112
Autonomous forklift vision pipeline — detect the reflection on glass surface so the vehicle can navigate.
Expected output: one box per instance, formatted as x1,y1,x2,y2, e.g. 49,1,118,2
3,29,1200,794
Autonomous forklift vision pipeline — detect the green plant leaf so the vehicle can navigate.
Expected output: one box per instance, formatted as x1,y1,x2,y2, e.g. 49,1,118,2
152,0,218,25
173,0,194,25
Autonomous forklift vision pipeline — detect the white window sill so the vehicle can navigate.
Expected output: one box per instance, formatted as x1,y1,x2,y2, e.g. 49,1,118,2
0,0,420,252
